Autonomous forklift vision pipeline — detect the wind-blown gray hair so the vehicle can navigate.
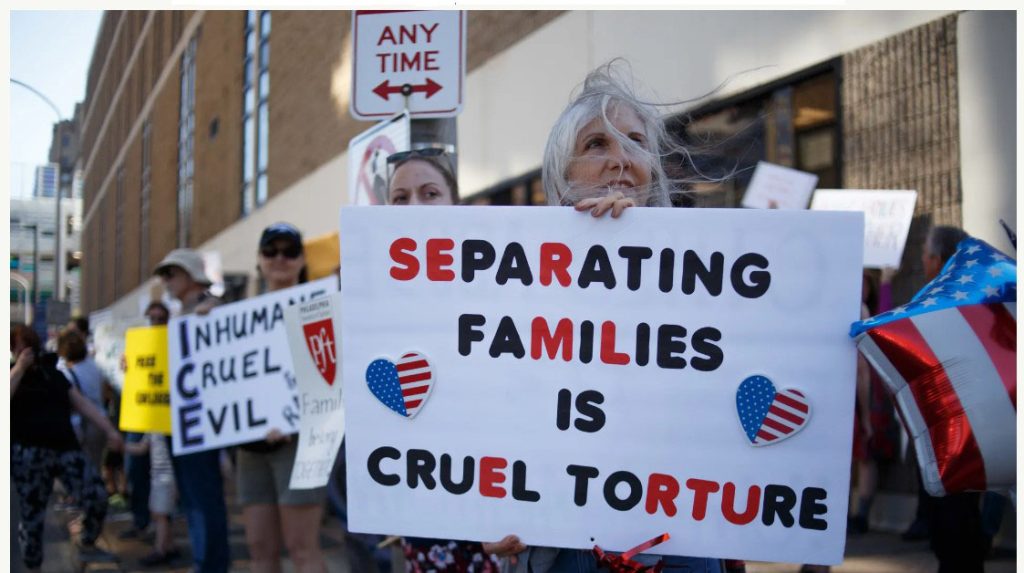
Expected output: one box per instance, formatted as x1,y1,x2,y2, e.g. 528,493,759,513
542,63,673,207
543,60,746,208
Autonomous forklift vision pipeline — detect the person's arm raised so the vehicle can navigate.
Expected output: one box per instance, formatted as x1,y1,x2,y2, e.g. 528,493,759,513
9,348,35,397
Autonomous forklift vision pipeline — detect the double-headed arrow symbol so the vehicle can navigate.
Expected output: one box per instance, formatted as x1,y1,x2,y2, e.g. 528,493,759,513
373,78,443,100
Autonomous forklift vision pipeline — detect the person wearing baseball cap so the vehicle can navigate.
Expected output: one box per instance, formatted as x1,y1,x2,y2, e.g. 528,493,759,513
152,248,230,572
239,221,327,572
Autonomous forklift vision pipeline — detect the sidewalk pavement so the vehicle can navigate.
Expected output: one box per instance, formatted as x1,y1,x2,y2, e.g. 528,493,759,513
21,485,1018,573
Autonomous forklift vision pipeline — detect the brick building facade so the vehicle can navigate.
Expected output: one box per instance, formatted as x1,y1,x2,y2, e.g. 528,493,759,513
80,10,563,311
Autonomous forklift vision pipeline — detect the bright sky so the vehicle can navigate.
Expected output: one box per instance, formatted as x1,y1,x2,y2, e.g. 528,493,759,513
9,11,103,199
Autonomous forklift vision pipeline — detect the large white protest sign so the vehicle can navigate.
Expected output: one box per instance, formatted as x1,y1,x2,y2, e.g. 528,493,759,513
340,206,863,565
741,161,818,210
285,293,345,489
811,190,918,269
169,278,336,455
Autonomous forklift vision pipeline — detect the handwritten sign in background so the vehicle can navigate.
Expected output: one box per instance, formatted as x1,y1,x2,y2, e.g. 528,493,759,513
811,189,918,268
120,326,172,434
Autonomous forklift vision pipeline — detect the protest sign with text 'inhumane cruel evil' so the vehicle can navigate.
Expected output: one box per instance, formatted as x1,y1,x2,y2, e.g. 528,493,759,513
339,206,863,565
169,278,335,455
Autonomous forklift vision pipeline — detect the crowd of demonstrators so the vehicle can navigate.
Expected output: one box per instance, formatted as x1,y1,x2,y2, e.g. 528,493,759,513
10,323,124,570
154,248,232,573
236,223,329,573
11,61,1009,573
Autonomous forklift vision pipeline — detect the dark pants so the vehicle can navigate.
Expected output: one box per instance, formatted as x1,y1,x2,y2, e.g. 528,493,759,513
125,432,151,530
11,444,108,569
172,449,230,573
930,492,985,573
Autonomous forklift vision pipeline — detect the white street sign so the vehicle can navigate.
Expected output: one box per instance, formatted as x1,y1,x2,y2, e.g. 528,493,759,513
347,112,411,205
351,10,466,120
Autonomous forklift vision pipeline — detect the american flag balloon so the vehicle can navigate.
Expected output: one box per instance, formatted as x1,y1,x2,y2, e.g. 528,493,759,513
736,375,811,446
851,237,1016,496
366,352,434,419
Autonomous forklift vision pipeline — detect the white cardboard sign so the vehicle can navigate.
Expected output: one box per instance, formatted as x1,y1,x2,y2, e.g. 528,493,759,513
351,10,466,120
810,190,918,269
169,278,336,455
741,161,819,210
286,293,346,489
339,206,863,565
347,112,411,206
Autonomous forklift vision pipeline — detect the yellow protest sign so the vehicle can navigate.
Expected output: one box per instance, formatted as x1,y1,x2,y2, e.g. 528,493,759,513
120,326,172,434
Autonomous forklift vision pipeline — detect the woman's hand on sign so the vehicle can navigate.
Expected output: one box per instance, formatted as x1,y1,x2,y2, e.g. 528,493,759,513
575,191,635,219
482,534,526,559
266,428,290,444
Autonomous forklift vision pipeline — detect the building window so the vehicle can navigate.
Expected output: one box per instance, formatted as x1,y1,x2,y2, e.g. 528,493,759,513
98,201,106,306
673,62,841,207
141,119,152,282
241,10,271,215
115,165,125,295
177,35,197,247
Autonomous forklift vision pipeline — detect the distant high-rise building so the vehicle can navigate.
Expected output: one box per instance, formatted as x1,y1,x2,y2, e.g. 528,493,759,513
33,163,58,198
72,169,84,199
49,104,82,199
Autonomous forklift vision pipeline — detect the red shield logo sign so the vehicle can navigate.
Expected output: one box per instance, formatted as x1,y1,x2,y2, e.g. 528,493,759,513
302,319,337,385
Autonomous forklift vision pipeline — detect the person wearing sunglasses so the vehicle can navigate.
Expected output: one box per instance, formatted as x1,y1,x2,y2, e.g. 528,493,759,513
238,222,327,573
152,248,232,573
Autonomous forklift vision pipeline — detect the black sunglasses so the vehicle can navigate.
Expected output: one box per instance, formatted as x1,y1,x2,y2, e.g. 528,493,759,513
260,244,302,259
385,148,450,165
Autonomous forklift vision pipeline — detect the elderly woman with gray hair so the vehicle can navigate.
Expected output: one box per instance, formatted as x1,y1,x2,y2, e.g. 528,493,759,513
493,64,726,573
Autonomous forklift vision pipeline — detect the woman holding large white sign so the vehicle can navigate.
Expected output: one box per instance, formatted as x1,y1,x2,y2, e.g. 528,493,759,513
238,222,329,573
497,63,725,573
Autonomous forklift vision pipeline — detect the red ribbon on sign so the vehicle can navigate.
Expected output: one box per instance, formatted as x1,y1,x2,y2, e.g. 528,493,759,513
593,533,671,572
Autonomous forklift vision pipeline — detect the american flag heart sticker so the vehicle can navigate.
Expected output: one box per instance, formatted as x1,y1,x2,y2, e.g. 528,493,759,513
736,375,811,447
365,352,434,419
